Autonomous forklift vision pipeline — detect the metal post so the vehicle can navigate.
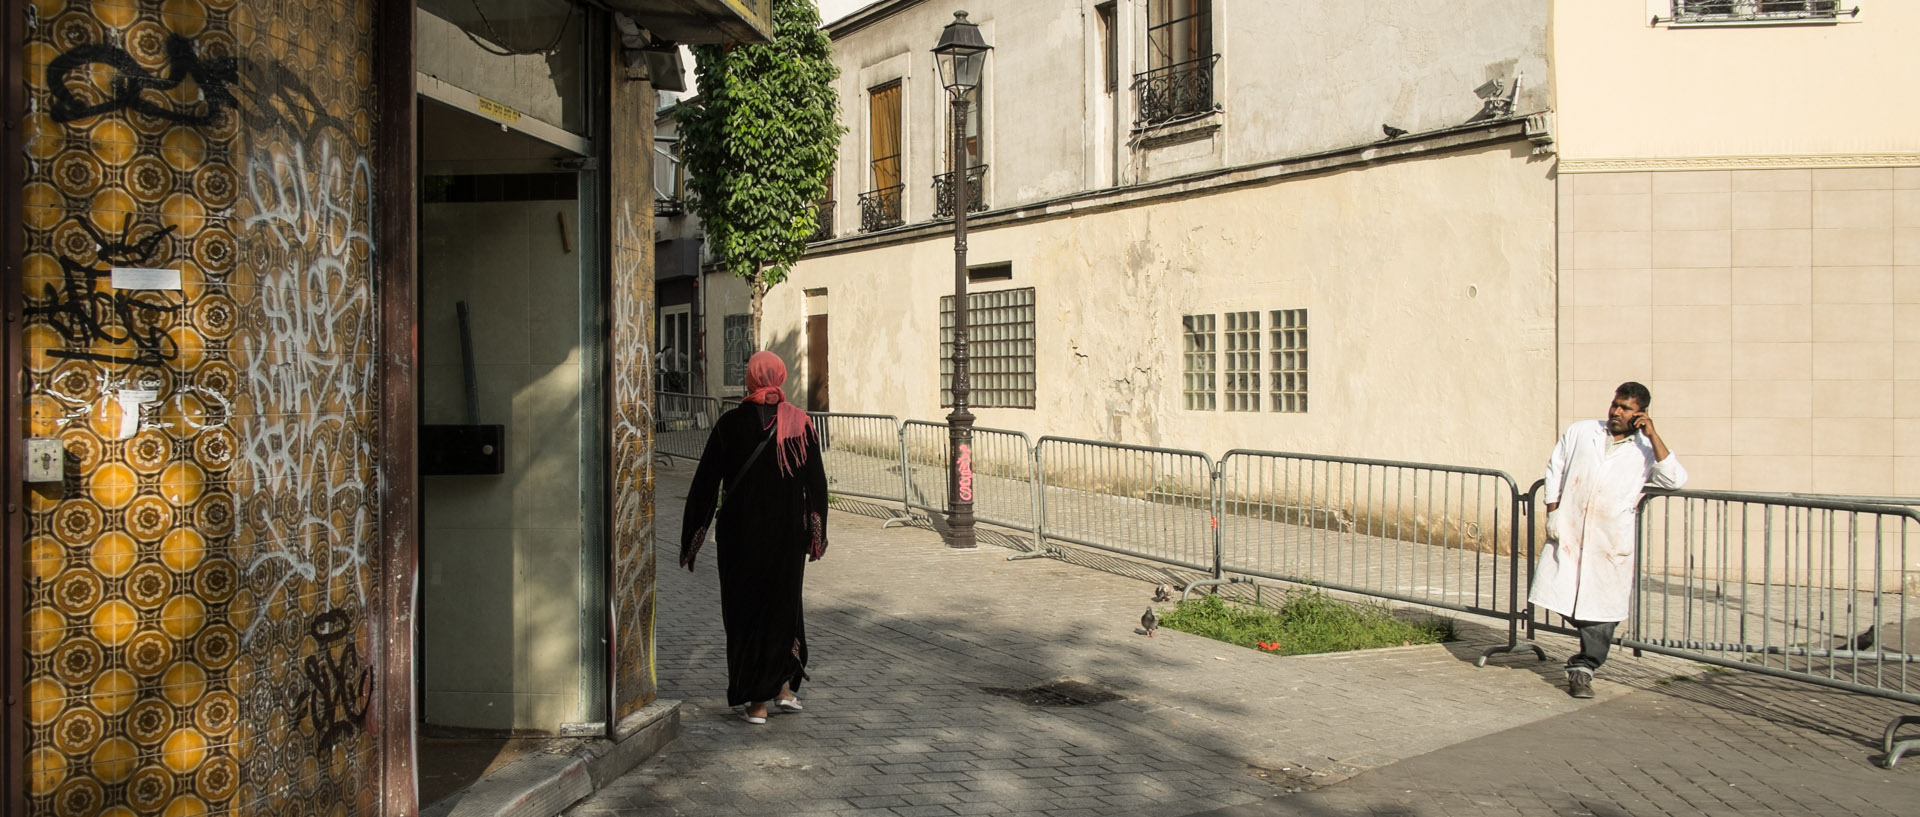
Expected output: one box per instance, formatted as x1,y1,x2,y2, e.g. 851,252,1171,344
947,89,977,549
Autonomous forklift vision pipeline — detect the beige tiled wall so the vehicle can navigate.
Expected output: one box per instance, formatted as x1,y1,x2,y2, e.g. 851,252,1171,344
421,199,587,729
1561,166,1920,495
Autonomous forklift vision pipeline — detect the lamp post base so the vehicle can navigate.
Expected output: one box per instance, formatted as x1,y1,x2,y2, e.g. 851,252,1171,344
946,407,977,549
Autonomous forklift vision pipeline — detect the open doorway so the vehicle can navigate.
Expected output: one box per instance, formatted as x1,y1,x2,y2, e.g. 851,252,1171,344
414,95,606,804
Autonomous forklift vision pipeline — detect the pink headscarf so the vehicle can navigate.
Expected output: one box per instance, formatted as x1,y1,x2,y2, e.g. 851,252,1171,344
743,351,814,475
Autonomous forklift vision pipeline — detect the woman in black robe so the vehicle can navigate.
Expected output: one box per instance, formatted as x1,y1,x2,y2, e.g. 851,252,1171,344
679,351,829,724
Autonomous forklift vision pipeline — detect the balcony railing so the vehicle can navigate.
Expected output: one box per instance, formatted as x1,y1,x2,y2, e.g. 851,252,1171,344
932,165,987,220
1672,0,1843,22
1132,55,1219,128
809,199,835,242
858,185,904,232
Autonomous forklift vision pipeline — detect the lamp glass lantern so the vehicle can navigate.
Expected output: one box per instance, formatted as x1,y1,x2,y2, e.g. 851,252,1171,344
932,11,991,95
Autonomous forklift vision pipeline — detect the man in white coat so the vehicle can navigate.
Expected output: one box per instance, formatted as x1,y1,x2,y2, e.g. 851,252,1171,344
1530,381,1687,698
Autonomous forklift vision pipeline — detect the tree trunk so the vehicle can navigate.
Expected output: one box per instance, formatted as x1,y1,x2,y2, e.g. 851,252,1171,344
748,279,765,352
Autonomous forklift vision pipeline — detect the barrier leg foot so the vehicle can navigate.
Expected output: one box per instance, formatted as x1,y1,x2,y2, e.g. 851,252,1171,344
1180,578,1235,603
1006,547,1058,562
881,514,919,529
1476,640,1549,668
1882,715,1920,768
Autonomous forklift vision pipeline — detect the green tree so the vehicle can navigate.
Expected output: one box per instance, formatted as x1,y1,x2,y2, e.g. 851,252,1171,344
676,0,843,348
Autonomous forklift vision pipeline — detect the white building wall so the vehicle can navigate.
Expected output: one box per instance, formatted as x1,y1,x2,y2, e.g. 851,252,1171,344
702,0,1560,480
761,142,1557,479
824,0,1549,224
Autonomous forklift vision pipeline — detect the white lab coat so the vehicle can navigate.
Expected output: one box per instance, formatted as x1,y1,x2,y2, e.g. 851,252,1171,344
1527,419,1688,622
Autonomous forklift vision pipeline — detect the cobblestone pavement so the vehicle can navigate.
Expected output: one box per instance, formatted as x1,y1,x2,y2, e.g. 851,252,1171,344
566,464,1918,817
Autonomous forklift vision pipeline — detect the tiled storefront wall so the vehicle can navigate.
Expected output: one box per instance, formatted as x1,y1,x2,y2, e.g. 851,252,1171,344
1560,166,1920,495
608,50,659,723
22,0,382,814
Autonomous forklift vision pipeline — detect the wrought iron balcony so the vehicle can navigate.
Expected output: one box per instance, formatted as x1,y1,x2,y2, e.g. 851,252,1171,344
809,199,835,242
1132,55,1219,128
1672,0,1843,21
932,165,987,220
858,185,904,232
655,195,684,217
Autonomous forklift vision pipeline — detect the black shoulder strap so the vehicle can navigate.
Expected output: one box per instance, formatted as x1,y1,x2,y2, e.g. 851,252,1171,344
724,427,776,495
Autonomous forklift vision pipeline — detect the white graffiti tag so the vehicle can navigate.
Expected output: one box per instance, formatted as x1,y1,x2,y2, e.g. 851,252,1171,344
235,132,376,646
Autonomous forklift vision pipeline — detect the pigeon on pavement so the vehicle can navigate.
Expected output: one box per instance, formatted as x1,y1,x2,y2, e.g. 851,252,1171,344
1141,607,1158,637
1153,584,1174,602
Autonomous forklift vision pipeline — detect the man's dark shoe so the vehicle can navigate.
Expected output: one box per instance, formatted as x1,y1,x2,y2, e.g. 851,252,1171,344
1568,672,1595,699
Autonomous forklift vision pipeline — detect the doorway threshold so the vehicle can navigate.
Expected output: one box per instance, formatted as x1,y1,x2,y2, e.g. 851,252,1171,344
421,700,680,817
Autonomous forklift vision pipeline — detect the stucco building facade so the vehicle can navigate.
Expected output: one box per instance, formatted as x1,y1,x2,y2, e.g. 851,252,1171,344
1552,1,1920,495
687,0,1918,496
700,0,1560,480
7,0,768,814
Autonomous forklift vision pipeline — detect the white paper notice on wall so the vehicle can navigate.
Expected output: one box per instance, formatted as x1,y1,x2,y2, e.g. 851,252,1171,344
116,389,158,440
110,267,182,290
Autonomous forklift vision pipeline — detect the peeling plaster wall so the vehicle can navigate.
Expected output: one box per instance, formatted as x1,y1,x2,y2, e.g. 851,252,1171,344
823,0,1548,226
827,2,1088,232
762,142,1558,479
1221,0,1550,167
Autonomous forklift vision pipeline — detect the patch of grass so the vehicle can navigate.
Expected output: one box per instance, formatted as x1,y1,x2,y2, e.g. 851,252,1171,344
1158,591,1454,657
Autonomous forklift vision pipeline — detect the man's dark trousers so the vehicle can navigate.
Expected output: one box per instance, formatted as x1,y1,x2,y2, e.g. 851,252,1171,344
1565,618,1619,675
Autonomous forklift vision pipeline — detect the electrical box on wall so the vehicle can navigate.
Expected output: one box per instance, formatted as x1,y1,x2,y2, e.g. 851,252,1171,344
25,438,63,482
421,425,506,475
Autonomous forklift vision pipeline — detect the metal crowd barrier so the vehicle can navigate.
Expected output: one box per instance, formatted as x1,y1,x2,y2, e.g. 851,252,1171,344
1215,450,1523,628
1502,481,1920,766
899,422,1040,536
1033,437,1220,574
807,412,906,505
1626,490,1919,766
657,398,1920,765
654,391,722,462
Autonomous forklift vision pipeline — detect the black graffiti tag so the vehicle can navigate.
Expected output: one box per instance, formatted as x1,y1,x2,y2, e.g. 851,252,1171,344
241,59,355,143
298,609,372,752
25,222,183,366
46,34,239,124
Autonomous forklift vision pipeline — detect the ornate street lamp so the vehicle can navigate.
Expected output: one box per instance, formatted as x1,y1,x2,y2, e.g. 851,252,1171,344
933,10,989,549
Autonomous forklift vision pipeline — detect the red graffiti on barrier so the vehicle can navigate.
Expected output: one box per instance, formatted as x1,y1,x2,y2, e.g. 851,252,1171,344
957,444,974,502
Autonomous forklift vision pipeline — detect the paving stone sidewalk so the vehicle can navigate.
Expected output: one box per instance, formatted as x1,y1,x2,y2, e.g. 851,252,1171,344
566,463,1917,817
1202,666,1920,817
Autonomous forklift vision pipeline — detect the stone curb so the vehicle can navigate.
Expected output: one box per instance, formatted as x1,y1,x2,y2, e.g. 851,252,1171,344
421,700,681,817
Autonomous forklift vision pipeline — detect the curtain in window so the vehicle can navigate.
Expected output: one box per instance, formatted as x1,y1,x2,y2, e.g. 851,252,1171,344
869,82,902,191
1147,0,1210,71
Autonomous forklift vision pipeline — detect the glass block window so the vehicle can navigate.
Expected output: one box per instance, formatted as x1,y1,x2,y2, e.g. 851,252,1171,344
1182,314,1216,411
941,287,1036,408
1223,311,1260,412
1269,309,1308,413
